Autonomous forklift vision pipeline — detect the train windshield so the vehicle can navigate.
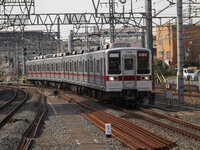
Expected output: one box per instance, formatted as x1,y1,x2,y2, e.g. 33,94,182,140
137,51,150,74
108,51,121,74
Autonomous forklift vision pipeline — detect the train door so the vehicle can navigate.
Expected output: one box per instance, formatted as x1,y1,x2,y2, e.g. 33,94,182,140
122,54,136,89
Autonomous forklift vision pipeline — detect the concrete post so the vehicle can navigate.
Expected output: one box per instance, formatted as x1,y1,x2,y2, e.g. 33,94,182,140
177,0,184,109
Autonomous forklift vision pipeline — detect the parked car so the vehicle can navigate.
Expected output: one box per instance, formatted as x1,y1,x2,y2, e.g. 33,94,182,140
183,68,194,80
191,69,200,81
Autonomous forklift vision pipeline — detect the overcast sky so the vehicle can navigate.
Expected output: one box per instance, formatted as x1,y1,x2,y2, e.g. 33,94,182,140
35,0,95,13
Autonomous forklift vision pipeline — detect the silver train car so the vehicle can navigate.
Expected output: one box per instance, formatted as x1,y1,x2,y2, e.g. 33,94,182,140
26,45,154,105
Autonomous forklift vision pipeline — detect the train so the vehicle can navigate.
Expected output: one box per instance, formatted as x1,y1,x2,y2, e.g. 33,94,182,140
26,43,154,105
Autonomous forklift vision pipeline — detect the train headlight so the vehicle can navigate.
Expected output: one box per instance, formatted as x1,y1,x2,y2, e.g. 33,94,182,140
144,76,149,80
109,77,115,81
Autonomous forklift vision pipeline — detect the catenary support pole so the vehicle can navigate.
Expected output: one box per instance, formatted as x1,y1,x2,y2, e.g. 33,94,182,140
57,16,61,53
177,0,184,109
145,0,154,91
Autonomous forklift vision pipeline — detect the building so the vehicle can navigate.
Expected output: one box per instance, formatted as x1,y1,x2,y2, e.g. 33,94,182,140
0,31,59,61
156,24,200,65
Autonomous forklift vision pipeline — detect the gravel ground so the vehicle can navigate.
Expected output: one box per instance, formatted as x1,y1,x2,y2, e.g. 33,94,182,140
0,88,38,150
30,107,78,150
63,91,200,150
0,86,199,150
34,91,129,150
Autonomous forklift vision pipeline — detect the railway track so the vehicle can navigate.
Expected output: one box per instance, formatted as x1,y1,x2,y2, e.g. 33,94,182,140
88,93,200,141
17,88,47,150
122,108,200,141
0,87,28,129
138,107,200,131
60,94,176,149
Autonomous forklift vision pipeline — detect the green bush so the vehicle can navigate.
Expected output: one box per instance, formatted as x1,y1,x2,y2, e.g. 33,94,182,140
154,58,177,76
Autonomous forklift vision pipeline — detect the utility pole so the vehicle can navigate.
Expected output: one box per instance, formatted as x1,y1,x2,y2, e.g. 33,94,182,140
145,0,154,90
177,0,184,109
21,26,26,76
68,30,73,54
8,42,10,66
109,0,115,43
16,43,19,84
57,16,61,53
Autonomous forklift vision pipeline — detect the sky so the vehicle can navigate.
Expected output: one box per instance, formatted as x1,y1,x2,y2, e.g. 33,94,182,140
35,0,94,13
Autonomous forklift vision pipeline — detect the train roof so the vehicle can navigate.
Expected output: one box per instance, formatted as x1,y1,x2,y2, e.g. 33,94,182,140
27,46,151,63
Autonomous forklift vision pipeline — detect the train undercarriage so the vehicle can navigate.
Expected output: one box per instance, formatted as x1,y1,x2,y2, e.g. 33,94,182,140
29,80,155,107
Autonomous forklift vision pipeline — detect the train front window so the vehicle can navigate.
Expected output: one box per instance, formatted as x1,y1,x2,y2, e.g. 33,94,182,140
108,52,121,74
125,59,133,70
137,51,150,74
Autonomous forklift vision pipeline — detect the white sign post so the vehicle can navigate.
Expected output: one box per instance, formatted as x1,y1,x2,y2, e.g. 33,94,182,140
105,123,112,137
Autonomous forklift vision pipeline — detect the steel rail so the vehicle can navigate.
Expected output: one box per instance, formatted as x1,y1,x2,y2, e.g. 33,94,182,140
92,112,167,148
0,88,28,129
81,112,150,149
92,110,172,147
17,90,47,150
138,107,200,131
61,94,175,149
123,109,200,140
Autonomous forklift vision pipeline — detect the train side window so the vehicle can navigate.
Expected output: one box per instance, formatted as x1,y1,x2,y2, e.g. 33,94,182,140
100,58,102,74
46,64,48,72
43,64,45,72
67,62,69,71
94,59,96,73
90,60,93,73
53,63,55,71
74,62,76,72
79,62,81,72
85,61,88,72
82,61,84,73
97,60,100,73
70,62,72,72
72,61,74,72
77,61,78,72
55,63,57,71
66,62,67,71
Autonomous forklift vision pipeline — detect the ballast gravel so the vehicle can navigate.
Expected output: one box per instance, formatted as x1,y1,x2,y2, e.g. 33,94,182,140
0,86,200,150
0,88,37,150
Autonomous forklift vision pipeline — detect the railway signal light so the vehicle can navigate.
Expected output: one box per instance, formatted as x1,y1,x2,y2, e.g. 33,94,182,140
23,48,27,56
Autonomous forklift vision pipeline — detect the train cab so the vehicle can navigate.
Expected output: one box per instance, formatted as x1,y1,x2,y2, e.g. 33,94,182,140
105,48,152,104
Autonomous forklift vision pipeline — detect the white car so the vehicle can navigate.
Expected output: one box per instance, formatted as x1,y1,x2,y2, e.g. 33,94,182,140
183,68,194,80
191,69,200,81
